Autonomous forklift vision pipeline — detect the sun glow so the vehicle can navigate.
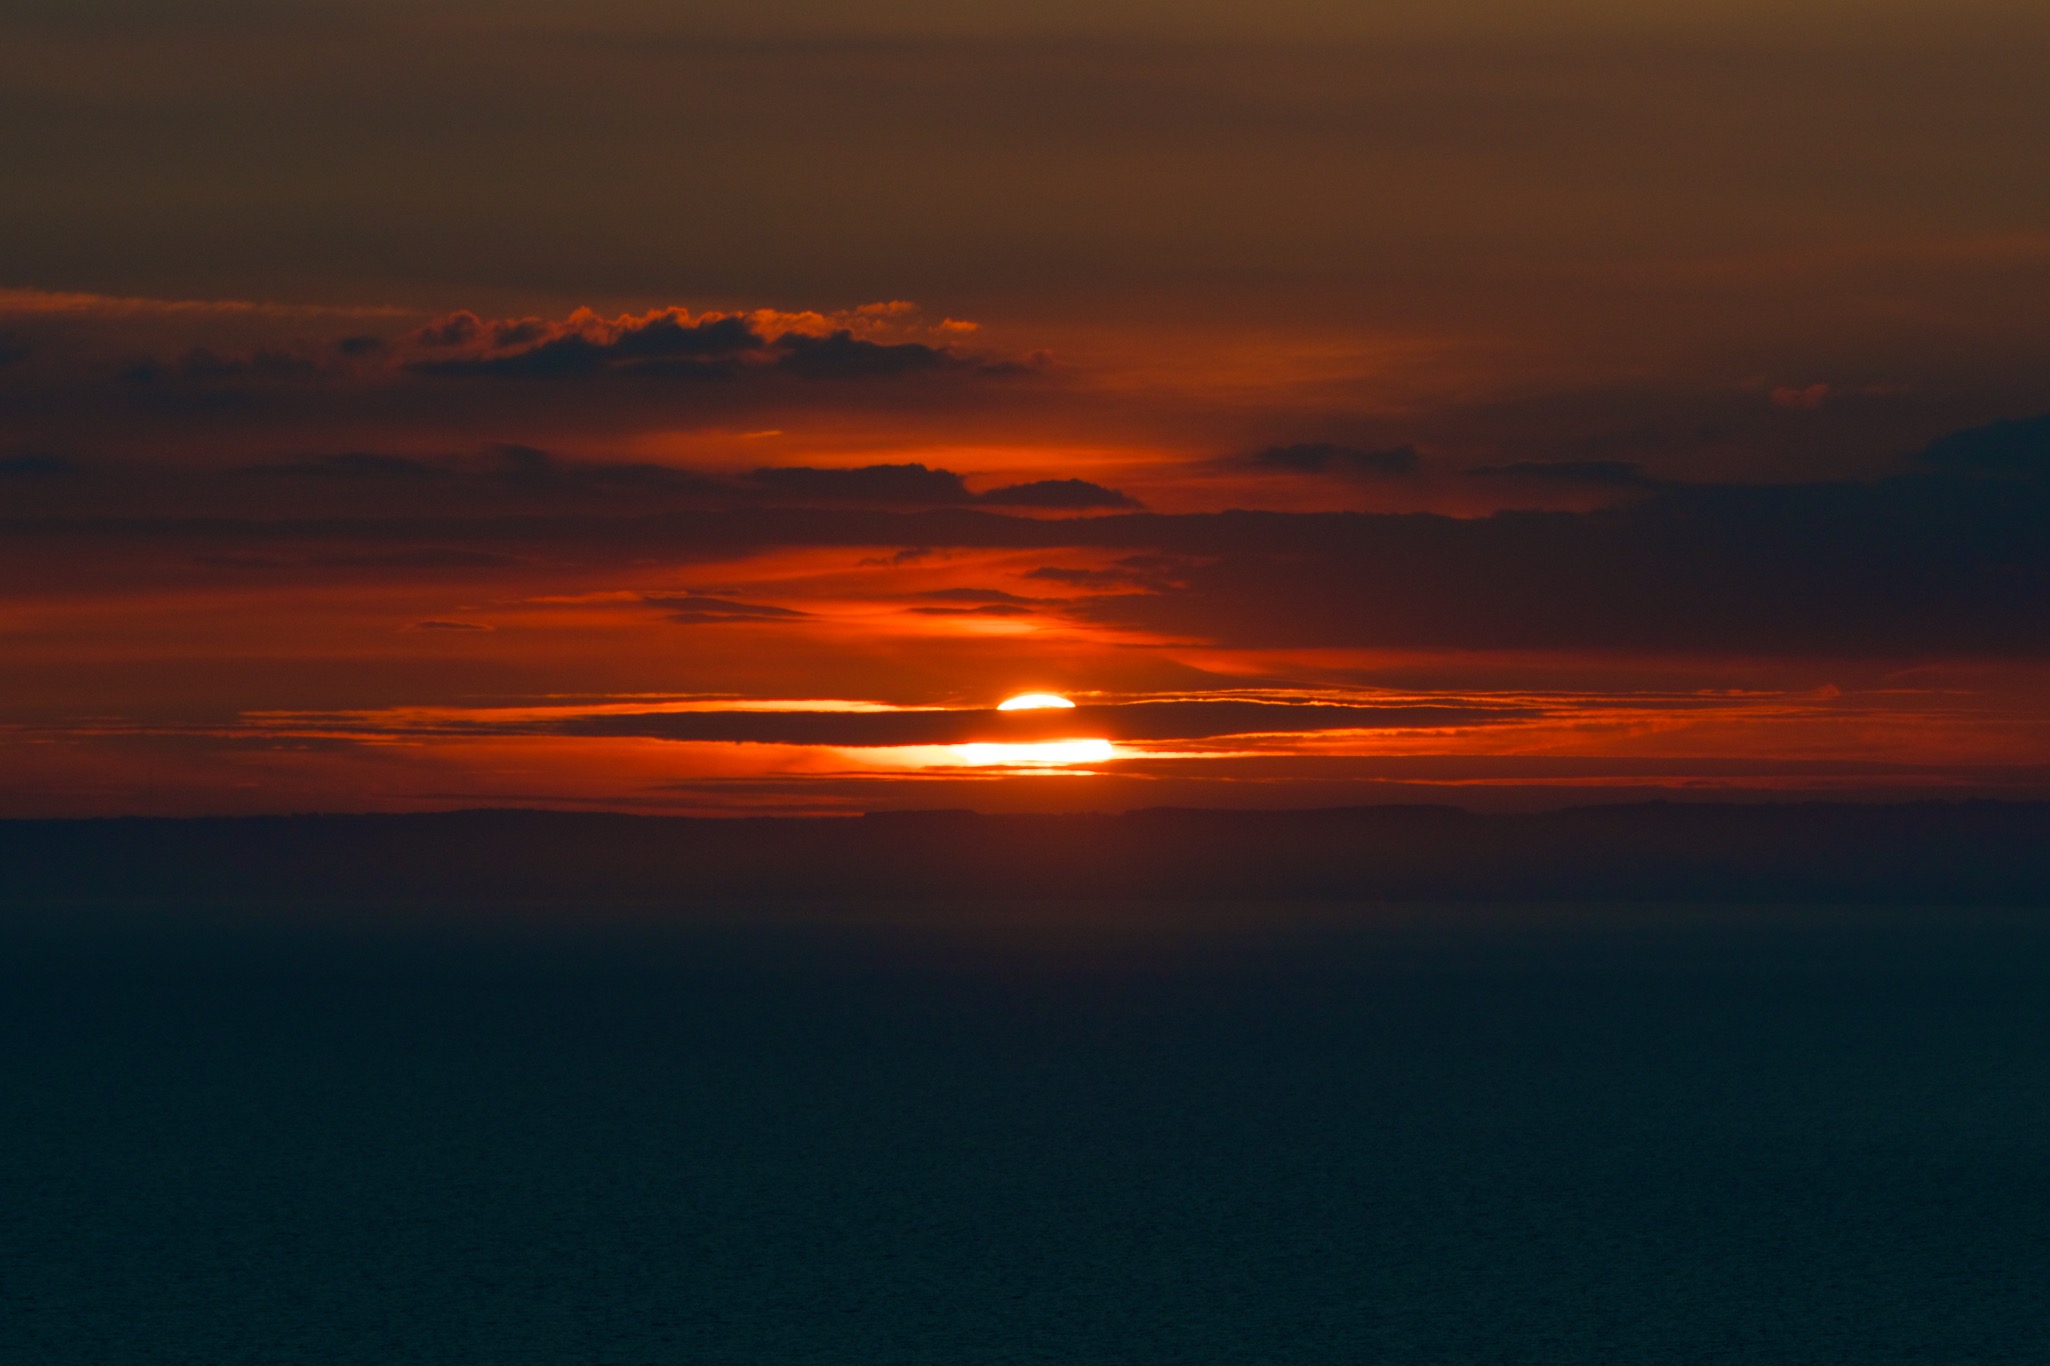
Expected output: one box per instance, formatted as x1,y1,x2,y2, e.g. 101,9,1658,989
997,693,1076,711
838,737,1120,771
956,739,1116,766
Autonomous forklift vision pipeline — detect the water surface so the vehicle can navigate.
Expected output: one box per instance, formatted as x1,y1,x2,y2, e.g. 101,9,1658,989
3,901,2046,1363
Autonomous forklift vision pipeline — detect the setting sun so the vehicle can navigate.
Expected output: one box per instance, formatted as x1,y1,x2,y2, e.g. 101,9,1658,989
997,693,1076,712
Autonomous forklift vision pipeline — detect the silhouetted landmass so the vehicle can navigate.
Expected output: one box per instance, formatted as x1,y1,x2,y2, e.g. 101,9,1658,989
3,801,2047,906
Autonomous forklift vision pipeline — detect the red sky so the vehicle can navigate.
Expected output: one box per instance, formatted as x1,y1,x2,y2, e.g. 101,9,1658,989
4,1,2050,815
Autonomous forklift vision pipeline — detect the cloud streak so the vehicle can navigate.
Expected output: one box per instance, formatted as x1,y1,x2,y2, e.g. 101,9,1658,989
15,412,2048,656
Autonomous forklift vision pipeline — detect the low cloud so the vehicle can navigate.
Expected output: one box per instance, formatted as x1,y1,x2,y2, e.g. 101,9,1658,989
744,465,1137,511
1024,556,1183,590
520,697,1534,748
746,463,970,505
639,593,810,625
416,313,483,348
410,313,765,380
399,306,1013,387
1065,462,2050,656
13,413,2050,659
3,300,1044,454
915,588,1039,604
976,478,1138,510
772,330,953,380
1771,383,1832,410
907,603,1036,617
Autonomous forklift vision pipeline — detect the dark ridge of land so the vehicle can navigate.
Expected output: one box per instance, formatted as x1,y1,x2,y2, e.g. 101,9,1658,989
2,800,2048,906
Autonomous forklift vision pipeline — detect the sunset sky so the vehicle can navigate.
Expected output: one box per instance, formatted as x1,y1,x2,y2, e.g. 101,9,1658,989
5,0,2050,815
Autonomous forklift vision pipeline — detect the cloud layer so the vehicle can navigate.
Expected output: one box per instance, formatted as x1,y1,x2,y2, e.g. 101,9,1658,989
12,409,2046,656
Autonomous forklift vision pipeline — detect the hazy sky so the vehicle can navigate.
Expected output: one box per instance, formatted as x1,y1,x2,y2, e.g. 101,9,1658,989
4,0,2048,814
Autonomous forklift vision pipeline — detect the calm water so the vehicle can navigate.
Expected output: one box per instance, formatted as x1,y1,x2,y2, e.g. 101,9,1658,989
3,902,2048,1364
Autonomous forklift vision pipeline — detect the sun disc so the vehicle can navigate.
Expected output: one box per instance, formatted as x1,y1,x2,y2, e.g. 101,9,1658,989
997,692,1076,711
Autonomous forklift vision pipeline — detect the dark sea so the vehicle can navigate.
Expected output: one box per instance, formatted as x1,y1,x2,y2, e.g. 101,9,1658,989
4,900,2048,1364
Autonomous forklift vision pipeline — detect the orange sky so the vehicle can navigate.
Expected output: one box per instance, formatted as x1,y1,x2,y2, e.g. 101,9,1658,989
3,2,2049,814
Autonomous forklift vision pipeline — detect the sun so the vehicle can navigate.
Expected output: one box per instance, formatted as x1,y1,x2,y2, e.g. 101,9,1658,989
997,692,1076,711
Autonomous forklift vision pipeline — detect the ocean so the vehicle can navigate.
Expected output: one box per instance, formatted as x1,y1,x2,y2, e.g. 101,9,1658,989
4,901,2047,1363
